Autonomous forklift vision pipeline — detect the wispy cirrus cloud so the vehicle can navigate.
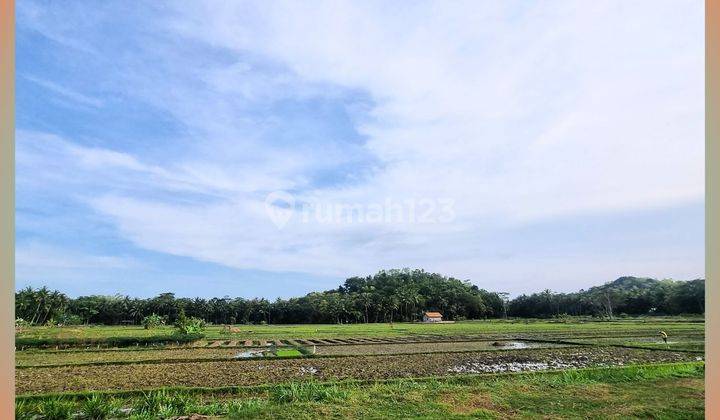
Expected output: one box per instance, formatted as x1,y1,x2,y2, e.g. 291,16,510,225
23,75,104,108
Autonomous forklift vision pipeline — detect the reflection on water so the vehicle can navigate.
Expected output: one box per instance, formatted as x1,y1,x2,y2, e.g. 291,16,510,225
234,349,266,358
315,340,569,356
497,341,530,349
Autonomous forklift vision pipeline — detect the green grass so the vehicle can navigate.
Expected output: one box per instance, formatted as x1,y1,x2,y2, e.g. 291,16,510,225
79,394,121,419
16,317,705,420
15,332,204,349
226,398,267,418
624,341,705,352
131,389,203,418
16,362,704,419
36,397,74,420
14,317,706,417
569,335,706,353
275,348,303,357
16,317,704,343
270,382,349,403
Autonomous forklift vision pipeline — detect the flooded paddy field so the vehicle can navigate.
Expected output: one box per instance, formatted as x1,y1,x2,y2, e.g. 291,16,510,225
16,346,309,367
313,339,572,355
16,330,705,370
15,320,706,418
16,346,700,395
16,339,577,367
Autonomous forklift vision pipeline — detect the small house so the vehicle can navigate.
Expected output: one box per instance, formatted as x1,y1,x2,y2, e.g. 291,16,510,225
422,311,443,323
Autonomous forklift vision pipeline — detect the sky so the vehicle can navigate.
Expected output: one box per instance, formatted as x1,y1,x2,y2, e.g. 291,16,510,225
15,1,704,299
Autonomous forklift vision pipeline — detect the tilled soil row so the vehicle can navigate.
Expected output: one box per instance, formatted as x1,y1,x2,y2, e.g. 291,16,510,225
313,340,571,356
213,331,704,347
16,347,699,395
16,347,243,367
17,341,575,368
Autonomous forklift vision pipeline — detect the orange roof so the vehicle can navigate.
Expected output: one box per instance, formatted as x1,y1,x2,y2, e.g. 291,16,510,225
424,311,442,317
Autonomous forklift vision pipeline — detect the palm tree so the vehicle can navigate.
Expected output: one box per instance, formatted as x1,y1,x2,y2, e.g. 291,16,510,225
128,300,143,324
358,285,375,323
15,287,34,321
30,287,50,325
383,294,400,323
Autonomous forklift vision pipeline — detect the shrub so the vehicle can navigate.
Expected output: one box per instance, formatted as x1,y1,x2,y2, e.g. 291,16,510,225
174,309,206,335
226,398,266,418
58,313,84,326
553,314,573,323
141,313,165,329
37,397,75,420
80,394,120,419
133,390,199,417
198,401,226,416
15,317,30,333
15,399,35,420
271,382,348,403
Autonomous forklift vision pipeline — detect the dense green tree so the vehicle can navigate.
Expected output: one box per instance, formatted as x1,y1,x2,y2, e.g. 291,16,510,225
16,274,704,326
508,277,705,318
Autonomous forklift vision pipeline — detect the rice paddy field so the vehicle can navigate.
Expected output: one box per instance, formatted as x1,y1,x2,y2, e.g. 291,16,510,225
15,318,705,419
16,316,704,342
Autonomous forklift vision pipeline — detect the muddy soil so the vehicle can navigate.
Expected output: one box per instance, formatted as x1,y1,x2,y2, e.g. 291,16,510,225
16,347,699,395
16,347,243,367
314,340,571,356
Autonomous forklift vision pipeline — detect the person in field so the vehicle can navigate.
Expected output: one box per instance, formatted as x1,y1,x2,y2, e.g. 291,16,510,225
659,331,668,345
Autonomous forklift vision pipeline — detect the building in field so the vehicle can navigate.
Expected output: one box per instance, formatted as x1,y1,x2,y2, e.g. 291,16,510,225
422,311,443,323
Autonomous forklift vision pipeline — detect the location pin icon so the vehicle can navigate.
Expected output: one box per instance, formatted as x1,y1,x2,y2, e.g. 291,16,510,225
264,191,295,229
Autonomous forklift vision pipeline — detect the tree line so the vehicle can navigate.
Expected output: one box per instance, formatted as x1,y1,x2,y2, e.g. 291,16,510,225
15,270,704,326
508,276,705,318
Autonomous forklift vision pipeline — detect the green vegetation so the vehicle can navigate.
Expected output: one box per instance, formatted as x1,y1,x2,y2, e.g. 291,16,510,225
570,335,705,353
270,382,349,403
173,309,206,335
79,394,121,419
36,397,74,420
510,276,705,318
15,271,705,329
13,272,706,418
15,333,205,350
628,341,705,352
16,346,700,395
275,348,303,357
15,287,69,326
15,362,704,419
17,347,242,367
140,314,164,330
132,390,202,418
16,317,704,349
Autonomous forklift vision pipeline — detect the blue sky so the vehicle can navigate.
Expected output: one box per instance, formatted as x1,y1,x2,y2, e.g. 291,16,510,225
15,1,704,298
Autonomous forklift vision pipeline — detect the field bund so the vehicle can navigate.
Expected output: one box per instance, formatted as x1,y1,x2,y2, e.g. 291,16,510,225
16,346,699,395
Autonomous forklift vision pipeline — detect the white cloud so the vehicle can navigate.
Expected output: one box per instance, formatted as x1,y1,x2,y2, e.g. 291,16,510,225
16,1,704,292
164,0,703,221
